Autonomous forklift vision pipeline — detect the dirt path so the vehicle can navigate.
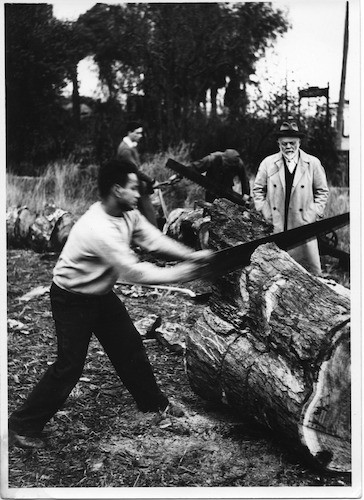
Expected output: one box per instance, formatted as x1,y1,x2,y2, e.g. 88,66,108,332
7,250,350,489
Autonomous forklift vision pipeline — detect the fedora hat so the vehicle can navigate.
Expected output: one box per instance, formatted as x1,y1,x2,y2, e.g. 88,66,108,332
275,121,305,138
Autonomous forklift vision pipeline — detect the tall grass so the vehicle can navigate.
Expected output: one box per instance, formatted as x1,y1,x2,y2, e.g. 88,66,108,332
141,142,203,211
6,145,194,216
325,186,350,252
6,150,350,255
7,161,99,216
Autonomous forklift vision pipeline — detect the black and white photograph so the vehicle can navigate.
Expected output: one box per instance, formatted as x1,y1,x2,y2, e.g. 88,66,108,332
1,0,362,498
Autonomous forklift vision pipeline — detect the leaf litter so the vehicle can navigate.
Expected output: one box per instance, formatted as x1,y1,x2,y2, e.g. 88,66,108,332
7,249,351,488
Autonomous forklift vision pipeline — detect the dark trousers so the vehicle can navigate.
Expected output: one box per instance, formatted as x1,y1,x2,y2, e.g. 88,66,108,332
9,283,168,436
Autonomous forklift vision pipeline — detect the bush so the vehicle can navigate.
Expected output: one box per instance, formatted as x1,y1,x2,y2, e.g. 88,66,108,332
140,143,203,212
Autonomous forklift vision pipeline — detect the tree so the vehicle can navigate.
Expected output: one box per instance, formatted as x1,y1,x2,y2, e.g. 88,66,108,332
5,4,72,167
75,3,289,149
58,21,92,129
5,3,290,166
137,3,289,146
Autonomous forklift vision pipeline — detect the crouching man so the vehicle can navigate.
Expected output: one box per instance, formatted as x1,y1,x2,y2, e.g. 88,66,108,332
9,159,213,449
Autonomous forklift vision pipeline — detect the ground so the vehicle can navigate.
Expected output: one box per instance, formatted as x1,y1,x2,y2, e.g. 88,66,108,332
6,249,350,490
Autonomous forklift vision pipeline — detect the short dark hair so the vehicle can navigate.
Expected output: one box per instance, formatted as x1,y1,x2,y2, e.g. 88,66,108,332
98,159,138,198
126,121,142,133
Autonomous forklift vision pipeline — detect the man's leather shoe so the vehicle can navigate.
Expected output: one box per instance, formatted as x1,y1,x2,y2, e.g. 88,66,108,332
9,430,45,449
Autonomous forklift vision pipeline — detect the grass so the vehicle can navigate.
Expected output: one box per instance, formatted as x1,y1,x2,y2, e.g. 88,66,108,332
325,186,350,252
6,145,193,216
6,161,99,216
6,150,350,253
7,249,352,488
141,142,205,211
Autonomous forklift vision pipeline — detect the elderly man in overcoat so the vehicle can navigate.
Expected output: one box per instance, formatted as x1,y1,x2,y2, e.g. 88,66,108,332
253,121,329,275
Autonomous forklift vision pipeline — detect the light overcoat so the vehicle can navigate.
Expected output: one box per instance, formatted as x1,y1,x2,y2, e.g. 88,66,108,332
253,149,329,274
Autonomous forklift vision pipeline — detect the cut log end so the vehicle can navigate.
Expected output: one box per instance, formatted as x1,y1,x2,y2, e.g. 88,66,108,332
180,201,351,473
299,332,351,472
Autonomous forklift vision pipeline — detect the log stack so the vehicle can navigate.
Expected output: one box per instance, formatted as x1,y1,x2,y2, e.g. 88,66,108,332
171,199,350,473
6,205,75,252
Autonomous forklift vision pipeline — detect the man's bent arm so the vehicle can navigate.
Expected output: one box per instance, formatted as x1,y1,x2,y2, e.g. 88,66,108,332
132,212,195,261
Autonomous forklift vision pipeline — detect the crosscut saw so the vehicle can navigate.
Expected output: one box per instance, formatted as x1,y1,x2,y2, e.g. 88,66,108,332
166,158,248,207
204,212,349,276
165,158,349,276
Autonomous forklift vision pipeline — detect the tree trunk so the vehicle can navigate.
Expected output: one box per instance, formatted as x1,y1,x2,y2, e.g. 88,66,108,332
175,200,350,473
71,64,81,129
210,84,218,116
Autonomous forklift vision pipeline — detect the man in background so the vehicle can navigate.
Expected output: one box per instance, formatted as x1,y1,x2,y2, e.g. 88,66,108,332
191,149,250,203
117,121,158,226
253,121,329,275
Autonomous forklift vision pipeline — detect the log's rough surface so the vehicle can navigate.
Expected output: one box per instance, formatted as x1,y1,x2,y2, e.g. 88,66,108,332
184,200,351,473
164,205,211,249
6,206,75,252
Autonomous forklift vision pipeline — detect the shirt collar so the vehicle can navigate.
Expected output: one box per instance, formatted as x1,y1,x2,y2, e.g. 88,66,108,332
123,136,138,148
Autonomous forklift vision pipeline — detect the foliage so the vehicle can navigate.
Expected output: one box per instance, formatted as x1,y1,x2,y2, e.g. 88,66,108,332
67,3,289,149
6,144,192,215
187,113,278,174
7,145,349,226
5,5,72,166
5,3,346,187
302,114,344,185
7,162,99,215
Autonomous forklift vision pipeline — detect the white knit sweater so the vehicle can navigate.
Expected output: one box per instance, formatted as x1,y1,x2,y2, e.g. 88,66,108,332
53,202,192,295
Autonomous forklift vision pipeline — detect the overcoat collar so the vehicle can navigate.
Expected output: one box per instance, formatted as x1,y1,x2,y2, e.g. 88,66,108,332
273,149,310,193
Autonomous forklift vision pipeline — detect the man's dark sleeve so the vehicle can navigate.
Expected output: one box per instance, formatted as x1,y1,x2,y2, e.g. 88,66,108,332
190,155,211,173
137,171,155,194
238,160,250,196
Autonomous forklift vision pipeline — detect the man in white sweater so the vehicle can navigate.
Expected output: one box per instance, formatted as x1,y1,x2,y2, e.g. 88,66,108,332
9,159,212,449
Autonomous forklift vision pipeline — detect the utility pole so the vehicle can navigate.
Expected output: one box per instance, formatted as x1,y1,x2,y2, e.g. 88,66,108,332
285,58,289,119
336,1,349,149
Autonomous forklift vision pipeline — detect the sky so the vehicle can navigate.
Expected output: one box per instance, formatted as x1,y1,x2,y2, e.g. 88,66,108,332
254,0,349,103
52,0,353,104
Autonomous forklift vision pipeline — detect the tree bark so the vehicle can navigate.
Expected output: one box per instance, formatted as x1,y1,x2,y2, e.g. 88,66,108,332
7,206,36,248
6,206,74,252
71,63,81,129
164,206,211,249
177,200,350,473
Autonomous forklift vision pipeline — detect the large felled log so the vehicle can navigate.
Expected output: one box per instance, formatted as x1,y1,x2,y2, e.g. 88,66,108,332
182,200,350,473
6,206,37,248
6,206,75,252
164,205,211,249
